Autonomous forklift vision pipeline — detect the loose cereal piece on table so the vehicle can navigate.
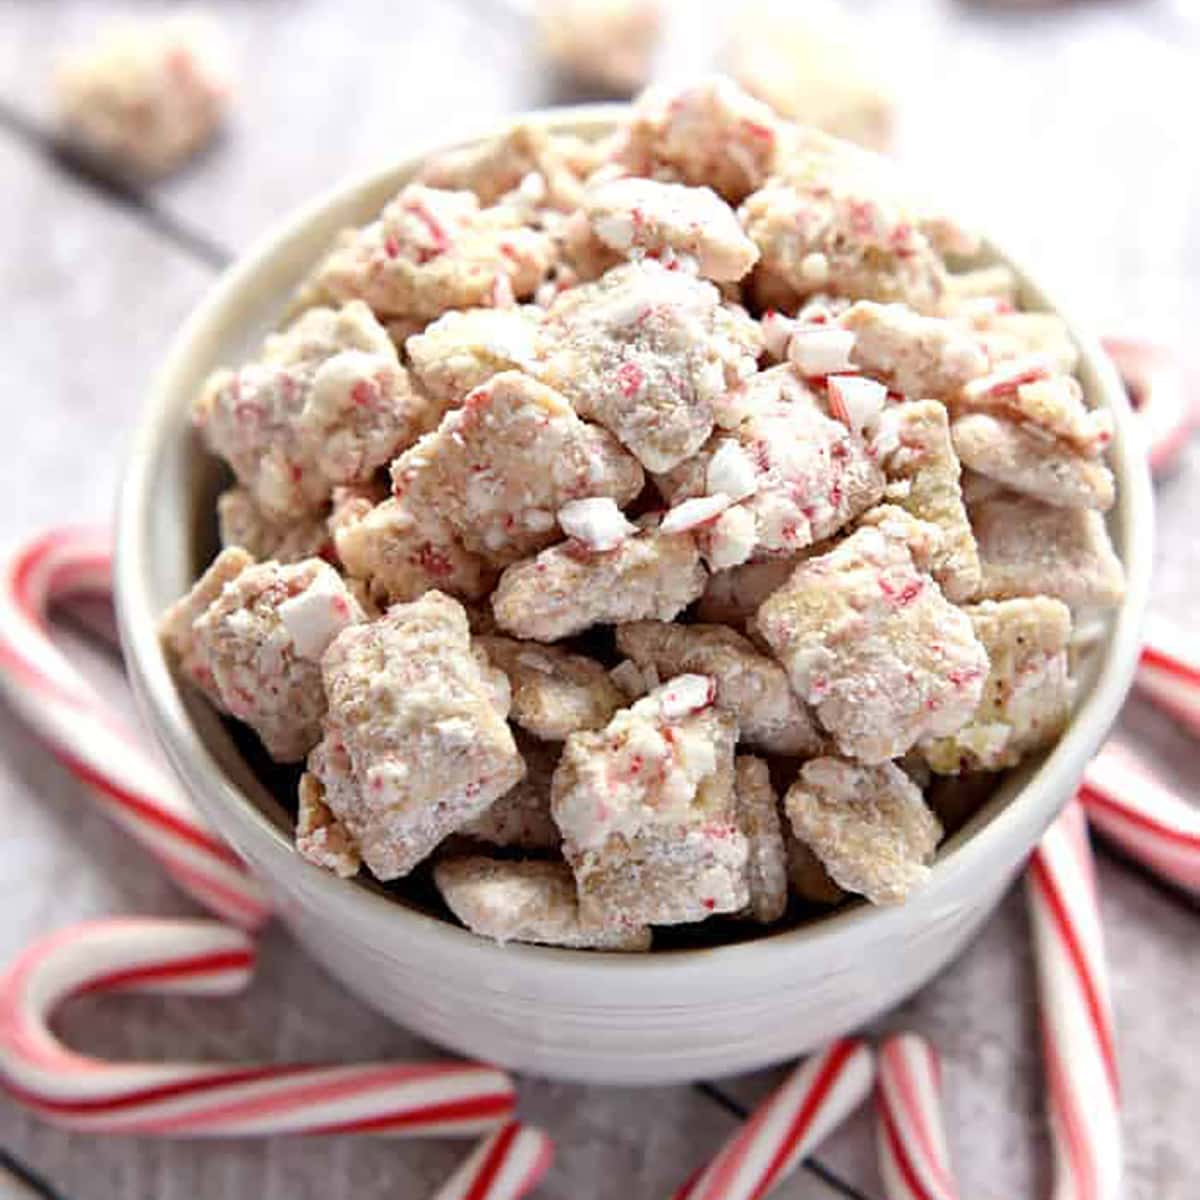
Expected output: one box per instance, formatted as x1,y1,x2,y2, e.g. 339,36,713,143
536,259,762,471
734,756,789,924
552,675,750,926
392,371,644,567
616,621,822,755
784,757,942,905
969,492,1125,608
194,301,427,520
491,527,707,642
418,123,595,210
333,496,492,605
454,736,562,851
162,556,364,762
295,774,361,878
217,487,333,565
308,591,524,880
583,178,760,281
923,598,1072,774
756,516,988,763
435,857,652,951
55,15,230,177
660,365,884,567
951,413,1115,511
477,636,625,740
840,302,988,401
695,556,801,627
405,306,540,410
617,76,782,204
534,0,663,95
873,401,981,602
305,184,555,323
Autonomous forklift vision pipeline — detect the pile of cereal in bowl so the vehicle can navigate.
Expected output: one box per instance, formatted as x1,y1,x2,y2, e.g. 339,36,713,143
161,76,1125,953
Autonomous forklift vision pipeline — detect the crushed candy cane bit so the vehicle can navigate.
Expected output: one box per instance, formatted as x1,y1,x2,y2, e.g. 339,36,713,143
557,497,638,551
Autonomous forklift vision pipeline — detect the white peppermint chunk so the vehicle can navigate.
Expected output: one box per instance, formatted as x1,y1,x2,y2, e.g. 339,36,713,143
788,327,856,376
658,673,717,720
558,496,638,551
706,440,759,501
660,494,732,533
828,374,887,434
277,569,358,660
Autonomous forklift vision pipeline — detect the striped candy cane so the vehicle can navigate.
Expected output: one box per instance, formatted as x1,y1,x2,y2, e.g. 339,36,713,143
875,1034,960,1200
431,1122,554,1200
1026,801,1121,1200
1135,615,1200,740
1080,741,1200,896
0,528,268,928
1102,337,1194,477
0,918,516,1137
671,1038,874,1200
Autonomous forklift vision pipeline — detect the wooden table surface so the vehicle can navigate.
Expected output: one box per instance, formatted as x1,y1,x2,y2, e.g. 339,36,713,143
1,1,1197,1197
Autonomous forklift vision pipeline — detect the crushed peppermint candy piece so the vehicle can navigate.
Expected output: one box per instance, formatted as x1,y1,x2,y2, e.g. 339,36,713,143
658,672,717,719
660,494,733,533
706,439,760,501
558,497,638,551
787,326,856,377
278,569,360,660
827,374,887,434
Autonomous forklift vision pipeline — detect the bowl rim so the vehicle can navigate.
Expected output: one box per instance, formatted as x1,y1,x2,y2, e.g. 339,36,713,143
115,103,1154,980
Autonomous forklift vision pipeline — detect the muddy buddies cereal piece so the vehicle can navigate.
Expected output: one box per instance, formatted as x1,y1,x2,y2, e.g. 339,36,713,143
455,736,562,851
584,178,759,281
618,76,783,204
552,675,750,926
405,307,541,412
660,365,884,566
840,301,988,400
923,598,1072,774
873,401,981,602
306,184,555,324
956,306,1079,374
477,636,625,740
492,526,706,642
536,259,761,471
696,556,801,627
296,774,361,878
55,15,230,177
784,758,942,904
164,556,364,762
334,497,492,606
194,302,427,520
435,857,652,950
969,492,1125,608
756,517,988,763
785,829,846,906
391,371,644,568
951,413,1115,511
616,621,822,755
159,547,254,686
734,756,789,924
216,487,333,565
534,0,663,95
309,591,524,880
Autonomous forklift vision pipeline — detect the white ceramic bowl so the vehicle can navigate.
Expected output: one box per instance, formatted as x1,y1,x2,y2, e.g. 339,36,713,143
115,108,1153,1085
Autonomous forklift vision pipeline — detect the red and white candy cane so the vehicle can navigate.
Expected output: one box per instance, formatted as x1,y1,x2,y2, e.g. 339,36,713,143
1026,801,1122,1200
875,1034,960,1200
0,918,516,1137
0,528,268,928
1080,741,1200,896
431,1122,554,1200
671,1038,874,1200
1134,614,1200,741
1102,337,1194,477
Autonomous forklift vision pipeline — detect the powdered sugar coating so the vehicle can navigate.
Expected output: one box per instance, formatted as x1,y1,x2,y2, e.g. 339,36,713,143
584,178,759,281
309,591,524,880
969,492,1125,608
874,401,981,602
435,857,652,951
296,773,361,878
784,757,942,904
165,556,364,762
734,755,789,924
477,636,625,741
552,676,750,925
756,517,988,762
923,598,1072,774
492,528,706,642
194,302,427,519
305,184,555,323
616,621,822,755
391,370,643,567
55,15,230,177
536,259,762,471
216,487,333,565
